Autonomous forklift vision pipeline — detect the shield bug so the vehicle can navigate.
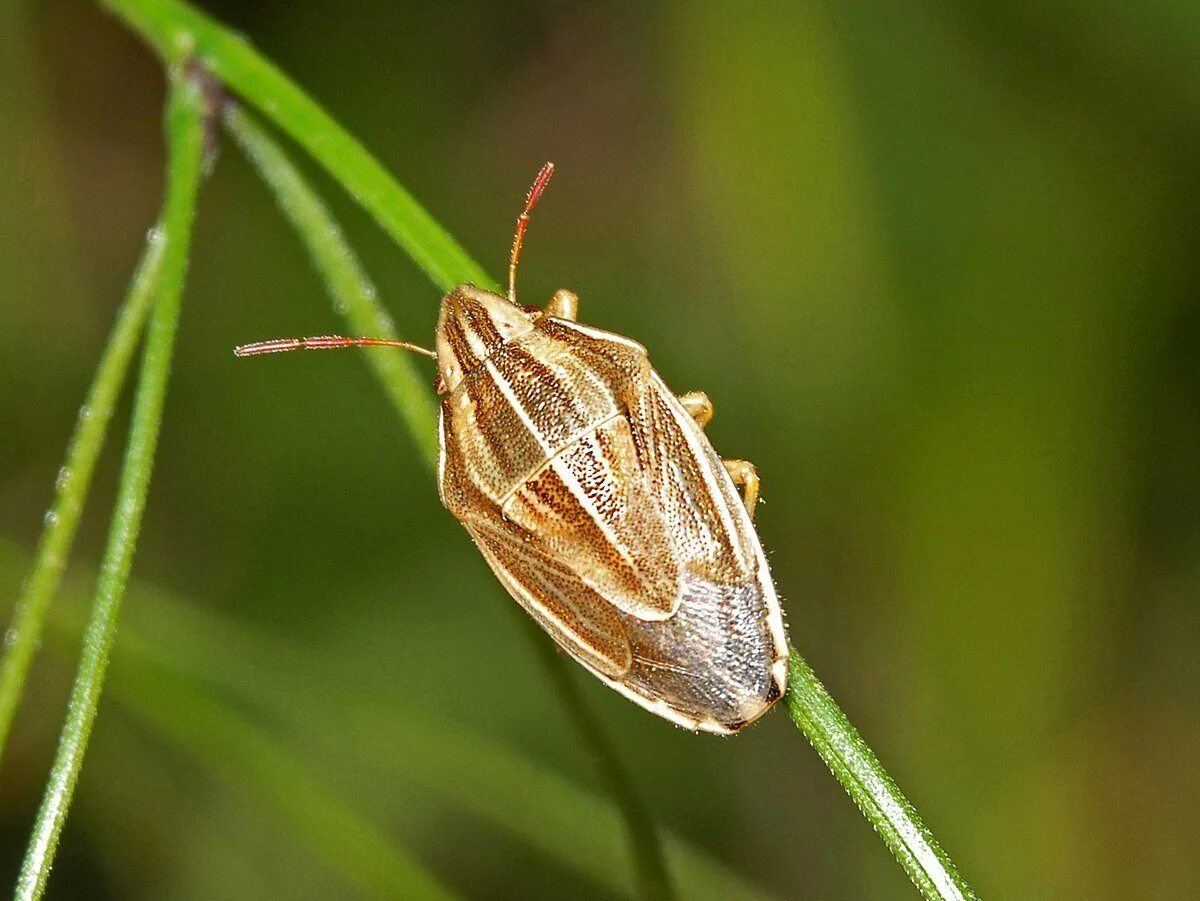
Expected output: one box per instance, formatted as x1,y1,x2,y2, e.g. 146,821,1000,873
236,164,789,733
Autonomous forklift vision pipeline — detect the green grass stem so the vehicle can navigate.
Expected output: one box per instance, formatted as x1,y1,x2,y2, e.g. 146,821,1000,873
785,654,978,900
15,73,205,901
221,104,440,463
99,0,491,293
0,208,166,768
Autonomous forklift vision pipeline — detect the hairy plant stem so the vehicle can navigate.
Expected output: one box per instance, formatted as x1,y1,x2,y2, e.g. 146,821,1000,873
0,214,166,769
786,653,977,900
15,72,205,901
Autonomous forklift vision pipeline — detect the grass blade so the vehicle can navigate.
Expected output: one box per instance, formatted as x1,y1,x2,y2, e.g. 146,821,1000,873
15,71,206,901
110,655,460,901
221,104,440,463
99,0,492,293
522,616,677,901
785,652,978,900
0,214,166,767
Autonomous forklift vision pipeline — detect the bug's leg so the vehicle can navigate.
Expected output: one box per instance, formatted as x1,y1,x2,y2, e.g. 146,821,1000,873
678,391,713,429
546,289,579,321
723,459,760,520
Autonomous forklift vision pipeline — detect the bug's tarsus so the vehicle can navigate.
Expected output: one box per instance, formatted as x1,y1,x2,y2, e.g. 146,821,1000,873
508,161,556,305
233,335,437,358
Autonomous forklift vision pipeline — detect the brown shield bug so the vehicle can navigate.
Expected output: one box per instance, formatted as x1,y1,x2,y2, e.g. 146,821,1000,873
236,164,789,733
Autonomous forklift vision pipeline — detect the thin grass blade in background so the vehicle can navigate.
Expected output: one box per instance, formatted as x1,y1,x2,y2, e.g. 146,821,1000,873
0,216,166,768
4,538,775,901
110,655,460,901
99,0,491,293
221,104,440,464
14,71,207,901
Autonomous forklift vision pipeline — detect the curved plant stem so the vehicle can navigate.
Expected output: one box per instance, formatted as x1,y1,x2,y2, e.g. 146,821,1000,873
98,0,491,293
785,652,977,901
15,73,205,901
110,655,459,901
221,104,439,463
523,616,676,901
221,102,675,900
91,2,977,899
0,214,166,769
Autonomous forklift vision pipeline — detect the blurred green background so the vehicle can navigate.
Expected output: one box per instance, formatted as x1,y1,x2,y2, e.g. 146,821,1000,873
2,0,1198,898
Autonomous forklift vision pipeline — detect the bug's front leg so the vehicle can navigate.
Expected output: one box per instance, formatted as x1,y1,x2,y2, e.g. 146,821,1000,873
546,289,579,321
723,459,760,520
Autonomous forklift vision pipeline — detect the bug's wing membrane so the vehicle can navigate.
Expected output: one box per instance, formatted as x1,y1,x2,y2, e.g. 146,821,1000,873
464,517,633,679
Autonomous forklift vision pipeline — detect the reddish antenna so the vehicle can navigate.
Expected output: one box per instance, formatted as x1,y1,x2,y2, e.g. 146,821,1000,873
233,335,437,358
508,161,555,304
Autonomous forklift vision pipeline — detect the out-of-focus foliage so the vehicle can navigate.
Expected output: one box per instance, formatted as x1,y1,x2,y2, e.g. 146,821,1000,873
1,1,1197,898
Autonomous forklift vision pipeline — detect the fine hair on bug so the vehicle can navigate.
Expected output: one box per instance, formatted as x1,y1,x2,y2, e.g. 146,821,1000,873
236,163,790,734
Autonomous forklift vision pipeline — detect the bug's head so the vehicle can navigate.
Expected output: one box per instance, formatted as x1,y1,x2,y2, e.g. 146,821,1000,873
435,284,534,392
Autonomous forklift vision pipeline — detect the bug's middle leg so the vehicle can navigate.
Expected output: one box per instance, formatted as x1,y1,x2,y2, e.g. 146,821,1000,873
546,289,579,321
675,391,759,517
723,459,760,520
678,391,713,429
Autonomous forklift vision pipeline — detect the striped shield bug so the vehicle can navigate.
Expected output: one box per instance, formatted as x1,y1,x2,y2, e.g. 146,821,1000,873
236,164,789,733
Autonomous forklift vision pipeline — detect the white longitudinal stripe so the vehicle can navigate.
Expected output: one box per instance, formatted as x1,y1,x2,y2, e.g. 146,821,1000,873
467,520,629,676
483,358,554,456
497,411,624,506
458,309,492,362
556,319,648,355
652,373,748,567
436,406,448,502
654,371,790,672
548,448,679,621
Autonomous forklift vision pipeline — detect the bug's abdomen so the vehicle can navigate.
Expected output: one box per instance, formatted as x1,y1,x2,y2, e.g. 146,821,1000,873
436,316,787,732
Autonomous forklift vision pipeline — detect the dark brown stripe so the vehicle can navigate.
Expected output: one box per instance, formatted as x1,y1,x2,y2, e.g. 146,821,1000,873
442,314,480,378
460,295,504,351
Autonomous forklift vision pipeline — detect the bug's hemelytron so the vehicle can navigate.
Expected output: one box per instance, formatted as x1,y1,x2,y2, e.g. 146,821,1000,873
236,164,789,733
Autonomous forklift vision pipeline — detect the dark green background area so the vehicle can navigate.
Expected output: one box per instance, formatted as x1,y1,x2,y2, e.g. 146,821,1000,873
2,1,1198,898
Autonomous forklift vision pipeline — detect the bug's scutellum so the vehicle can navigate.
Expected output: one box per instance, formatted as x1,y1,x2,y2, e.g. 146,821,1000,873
236,163,788,733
